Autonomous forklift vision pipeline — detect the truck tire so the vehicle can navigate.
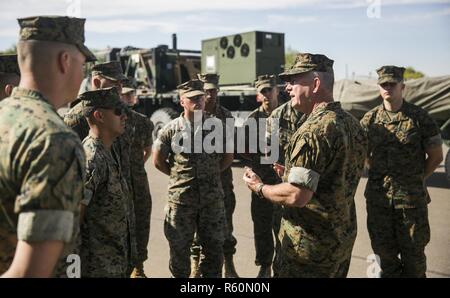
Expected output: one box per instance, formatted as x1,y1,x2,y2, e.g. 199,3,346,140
150,107,179,141
445,148,450,184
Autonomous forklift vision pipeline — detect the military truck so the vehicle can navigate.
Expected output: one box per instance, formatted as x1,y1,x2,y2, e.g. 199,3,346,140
97,31,286,140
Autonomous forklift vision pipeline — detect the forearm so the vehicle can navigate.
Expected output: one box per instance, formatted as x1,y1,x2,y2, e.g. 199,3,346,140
424,156,442,178
1,240,64,278
260,183,309,208
155,161,170,176
143,147,152,163
424,146,444,179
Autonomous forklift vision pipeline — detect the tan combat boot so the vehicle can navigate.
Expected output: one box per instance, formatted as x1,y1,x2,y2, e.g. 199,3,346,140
190,257,201,278
256,265,272,278
224,255,239,278
130,264,147,278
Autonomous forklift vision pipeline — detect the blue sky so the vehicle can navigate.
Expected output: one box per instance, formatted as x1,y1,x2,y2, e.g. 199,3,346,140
0,0,449,79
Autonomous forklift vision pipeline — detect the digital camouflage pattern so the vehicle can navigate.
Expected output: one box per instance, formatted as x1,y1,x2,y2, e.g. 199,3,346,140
91,61,127,82
18,16,96,62
367,204,430,277
245,105,280,267
80,136,136,277
279,101,367,277
177,79,205,98
190,103,237,263
254,74,276,93
376,65,405,84
63,101,90,139
266,101,305,165
164,200,225,277
0,88,85,274
154,113,226,277
0,54,19,75
360,101,442,209
265,100,304,276
361,101,441,278
79,86,124,116
278,53,334,81
128,110,154,264
64,98,134,191
197,73,219,90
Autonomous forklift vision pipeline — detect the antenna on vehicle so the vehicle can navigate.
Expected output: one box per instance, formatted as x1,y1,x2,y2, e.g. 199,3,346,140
172,33,177,50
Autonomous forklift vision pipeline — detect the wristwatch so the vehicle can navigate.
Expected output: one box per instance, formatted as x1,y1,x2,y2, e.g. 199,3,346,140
255,183,265,199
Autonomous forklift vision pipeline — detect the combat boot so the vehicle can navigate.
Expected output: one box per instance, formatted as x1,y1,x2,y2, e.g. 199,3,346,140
130,264,147,278
224,255,239,278
190,257,201,278
256,265,271,278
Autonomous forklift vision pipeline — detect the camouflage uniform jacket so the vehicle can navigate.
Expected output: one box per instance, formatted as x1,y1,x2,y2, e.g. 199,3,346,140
245,105,279,184
81,135,137,277
360,101,442,209
209,103,234,184
63,101,90,140
281,102,367,263
266,101,304,165
153,113,225,206
0,88,85,273
128,111,153,181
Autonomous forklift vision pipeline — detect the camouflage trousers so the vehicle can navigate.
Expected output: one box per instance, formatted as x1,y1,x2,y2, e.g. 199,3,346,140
276,245,353,278
190,174,237,261
164,200,225,278
131,173,152,265
250,192,281,266
276,218,355,278
367,203,430,278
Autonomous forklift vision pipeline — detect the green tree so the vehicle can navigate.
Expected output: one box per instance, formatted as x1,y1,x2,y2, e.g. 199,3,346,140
404,67,425,80
0,44,17,55
285,46,298,69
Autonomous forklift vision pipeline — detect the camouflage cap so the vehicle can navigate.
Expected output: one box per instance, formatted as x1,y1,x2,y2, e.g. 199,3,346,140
377,65,405,84
91,61,127,82
177,79,205,98
255,74,276,93
121,87,135,95
17,16,96,62
197,73,219,90
79,87,124,116
0,54,20,75
279,53,334,81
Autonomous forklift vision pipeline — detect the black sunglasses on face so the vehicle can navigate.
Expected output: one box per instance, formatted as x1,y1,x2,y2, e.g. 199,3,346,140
261,87,273,94
113,107,124,116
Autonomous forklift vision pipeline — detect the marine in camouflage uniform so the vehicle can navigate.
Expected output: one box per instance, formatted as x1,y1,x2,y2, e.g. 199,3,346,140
190,73,239,277
265,98,305,277
0,54,20,101
244,53,367,277
0,16,95,276
360,66,443,278
244,75,281,277
153,80,230,278
79,87,137,277
122,85,154,277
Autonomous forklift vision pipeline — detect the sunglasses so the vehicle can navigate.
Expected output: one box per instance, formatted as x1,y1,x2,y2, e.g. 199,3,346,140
113,107,125,116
